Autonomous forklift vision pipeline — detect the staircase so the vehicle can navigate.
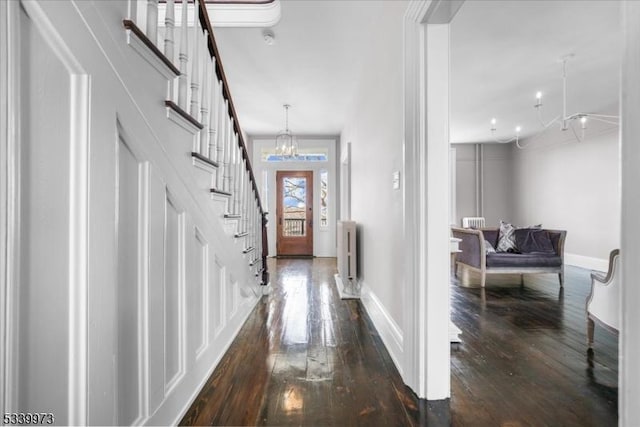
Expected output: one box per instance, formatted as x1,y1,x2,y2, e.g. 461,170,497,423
2,0,268,425
124,0,267,284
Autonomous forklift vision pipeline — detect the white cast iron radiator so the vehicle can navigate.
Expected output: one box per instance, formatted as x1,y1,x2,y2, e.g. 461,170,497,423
335,220,359,299
462,217,486,228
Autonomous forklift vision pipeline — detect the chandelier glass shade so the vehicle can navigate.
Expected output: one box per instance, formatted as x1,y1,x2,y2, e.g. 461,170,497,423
490,54,619,149
275,104,298,158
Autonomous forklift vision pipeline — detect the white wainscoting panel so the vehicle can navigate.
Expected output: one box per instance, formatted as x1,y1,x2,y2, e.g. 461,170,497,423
14,5,74,423
116,137,143,425
164,192,186,394
148,167,167,414
212,257,224,338
193,228,209,360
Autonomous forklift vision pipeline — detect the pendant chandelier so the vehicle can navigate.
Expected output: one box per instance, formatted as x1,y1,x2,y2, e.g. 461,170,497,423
490,54,619,149
275,104,298,158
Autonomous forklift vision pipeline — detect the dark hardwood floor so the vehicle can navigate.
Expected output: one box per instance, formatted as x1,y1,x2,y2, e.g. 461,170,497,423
450,267,618,426
180,259,618,426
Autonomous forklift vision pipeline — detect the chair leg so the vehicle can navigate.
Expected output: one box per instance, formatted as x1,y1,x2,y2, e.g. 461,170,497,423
587,317,595,348
480,272,486,288
558,272,564,288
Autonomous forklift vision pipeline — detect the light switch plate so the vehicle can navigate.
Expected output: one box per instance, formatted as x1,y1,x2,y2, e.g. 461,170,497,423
392,171,400,190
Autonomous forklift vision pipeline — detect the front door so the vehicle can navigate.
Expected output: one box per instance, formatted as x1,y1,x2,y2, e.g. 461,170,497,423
276,171,313,256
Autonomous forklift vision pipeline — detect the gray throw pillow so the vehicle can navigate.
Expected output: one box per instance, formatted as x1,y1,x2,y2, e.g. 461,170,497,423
497,220,517,252
484,239,496,254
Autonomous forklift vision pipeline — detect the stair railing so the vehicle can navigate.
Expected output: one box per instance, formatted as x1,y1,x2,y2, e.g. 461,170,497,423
125,0,268,284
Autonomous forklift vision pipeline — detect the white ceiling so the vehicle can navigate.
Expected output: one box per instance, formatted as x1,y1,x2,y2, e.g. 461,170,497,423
213,0,622,142
450,0,621,143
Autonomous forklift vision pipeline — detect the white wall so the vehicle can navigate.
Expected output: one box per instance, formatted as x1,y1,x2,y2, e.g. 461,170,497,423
250,137,338,257
511,124,620,266
340,1,407,343
1,2,261,425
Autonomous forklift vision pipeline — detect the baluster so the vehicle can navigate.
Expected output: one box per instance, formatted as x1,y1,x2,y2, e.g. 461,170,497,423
243,170,250,234
216,100,227,190
257,208,263,272
208,72,219,161
251,193,257,248
223,118,233,193
177,0,189,109
233,143,242,215
248,192,254,250
232,149,240,216
224,114,232,193
164,0,175,63
253,198,260,252
247,191,252,242
213,82,224,162
252,198,260,260
258,204,263,269
228,134,236,211
200,38,211,156
190,3,201,118
147,0,159,45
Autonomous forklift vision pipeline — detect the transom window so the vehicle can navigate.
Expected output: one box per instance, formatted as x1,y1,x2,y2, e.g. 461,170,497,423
261,147,328,162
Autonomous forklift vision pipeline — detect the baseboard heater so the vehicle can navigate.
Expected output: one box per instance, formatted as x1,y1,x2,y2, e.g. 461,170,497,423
335,220,360,299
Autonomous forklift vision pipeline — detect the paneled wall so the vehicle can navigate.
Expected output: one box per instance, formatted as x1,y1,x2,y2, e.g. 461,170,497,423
1,1,261,425
451,143,513,227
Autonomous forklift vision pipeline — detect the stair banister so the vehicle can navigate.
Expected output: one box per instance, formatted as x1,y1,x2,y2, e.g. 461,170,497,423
195,0,267,282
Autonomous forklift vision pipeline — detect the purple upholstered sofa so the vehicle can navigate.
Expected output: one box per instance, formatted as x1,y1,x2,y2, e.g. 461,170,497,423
451,227,567,288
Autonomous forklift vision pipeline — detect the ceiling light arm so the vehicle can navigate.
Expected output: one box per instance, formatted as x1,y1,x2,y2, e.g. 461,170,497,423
490,118,521,144
562,58,569,130
490,54,620,149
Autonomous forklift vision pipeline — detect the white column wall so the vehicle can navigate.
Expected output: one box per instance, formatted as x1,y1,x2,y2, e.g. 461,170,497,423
620,2,640,424
422,22,451,400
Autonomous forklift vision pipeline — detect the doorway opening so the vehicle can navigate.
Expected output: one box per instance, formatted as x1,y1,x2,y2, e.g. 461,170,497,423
276,170,313,256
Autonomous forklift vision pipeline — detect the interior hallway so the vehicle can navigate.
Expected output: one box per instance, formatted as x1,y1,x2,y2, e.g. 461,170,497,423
180,258,446,426
181,258,617,426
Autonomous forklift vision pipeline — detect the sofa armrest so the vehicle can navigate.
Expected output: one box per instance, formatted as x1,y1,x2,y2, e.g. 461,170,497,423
546,229,567,260
451,227,485,270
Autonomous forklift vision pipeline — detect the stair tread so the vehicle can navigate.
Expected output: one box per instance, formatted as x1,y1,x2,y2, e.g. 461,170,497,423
210,188,232,197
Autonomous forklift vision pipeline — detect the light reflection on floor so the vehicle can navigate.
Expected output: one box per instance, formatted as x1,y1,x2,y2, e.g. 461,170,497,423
280,276,309,345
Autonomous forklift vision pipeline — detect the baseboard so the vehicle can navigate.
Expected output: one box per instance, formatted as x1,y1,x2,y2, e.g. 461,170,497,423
359,281,404,377
565,253,609,272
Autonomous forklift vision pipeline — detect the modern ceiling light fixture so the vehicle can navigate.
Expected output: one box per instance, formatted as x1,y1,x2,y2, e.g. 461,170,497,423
490,54,619,149
275,104,298,158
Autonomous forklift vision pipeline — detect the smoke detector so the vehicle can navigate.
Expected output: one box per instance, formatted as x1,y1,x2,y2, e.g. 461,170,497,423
263,29,275,46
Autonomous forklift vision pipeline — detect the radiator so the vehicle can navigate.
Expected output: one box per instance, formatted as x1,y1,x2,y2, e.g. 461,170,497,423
336,220,359,298
462,217,485,228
